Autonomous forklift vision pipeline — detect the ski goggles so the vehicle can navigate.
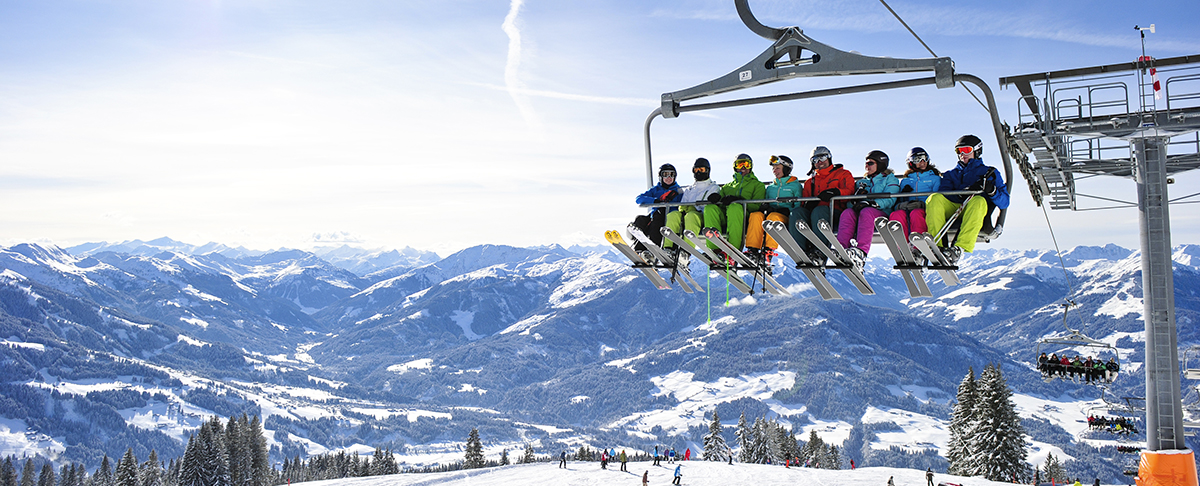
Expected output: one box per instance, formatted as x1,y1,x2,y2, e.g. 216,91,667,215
907,153,929,164
955,144,980,155
659,170,677,178
811,154,830,164
733,159,752,170
768,155,791,167
865,160,876,166
692,166,709,174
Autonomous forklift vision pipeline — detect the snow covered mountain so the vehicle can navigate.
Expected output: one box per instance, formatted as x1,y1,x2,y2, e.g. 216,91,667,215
1,239,1197,482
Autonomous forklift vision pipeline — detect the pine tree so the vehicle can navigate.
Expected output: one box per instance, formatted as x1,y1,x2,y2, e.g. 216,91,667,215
800,430,825,467
1042,453,1066,484
735,413,752,463
247,415,271,486
116,448,139,486
179,433,203,486
701,411,729,461
966,364,1030,482
0,457,15,486
205,418,232,486
499,450,509,466
825,445,842,470
225,416,246,486
19,460,33,486
946,367,978,475
35,463,53,486
464,428,485,469
94,456,114,486
140,450,163,486
521,444,535,464
749,418,771,464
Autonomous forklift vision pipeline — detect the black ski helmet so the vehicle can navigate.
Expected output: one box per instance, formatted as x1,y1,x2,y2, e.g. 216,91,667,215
955,134,983,158
658,163,677,181
693,158,711,181
769,155,794,177
865,150,889,173
734,153,753,171
906,147,930,171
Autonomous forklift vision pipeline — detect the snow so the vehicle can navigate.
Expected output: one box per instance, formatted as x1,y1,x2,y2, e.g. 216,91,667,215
861,406,947,453
885,384,951,406
180,316,210,328
1,338,45,352
176,334,209,347
606,370,798,435
939,278,1013,300
450,310,483,340
0,417,66,459
295,342,320,364
605,352,649,374
500,313,551,335
388,358,435,374
182,284,224,303
297,461,1029,486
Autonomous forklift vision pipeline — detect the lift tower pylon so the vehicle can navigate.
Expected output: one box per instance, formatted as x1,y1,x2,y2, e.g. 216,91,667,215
1002,52,1200,485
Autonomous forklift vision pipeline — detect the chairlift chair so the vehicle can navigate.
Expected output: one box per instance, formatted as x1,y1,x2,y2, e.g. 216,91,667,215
1034,301,1121,385
1183,345,1200,380
625,0,1015,299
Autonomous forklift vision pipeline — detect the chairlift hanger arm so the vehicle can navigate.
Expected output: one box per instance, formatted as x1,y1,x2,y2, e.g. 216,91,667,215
661,3,954,118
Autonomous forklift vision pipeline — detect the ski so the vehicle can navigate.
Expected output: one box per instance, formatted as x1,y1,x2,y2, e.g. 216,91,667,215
873,217,933,298
793,219,875,295
762,220,842,300
681,230,754,294
604,230,671,290
626,225,701,294
700,228,790,296
661,227,715,266
910,233,962,286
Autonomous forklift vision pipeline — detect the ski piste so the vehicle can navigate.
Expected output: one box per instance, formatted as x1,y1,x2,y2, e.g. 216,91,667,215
910,232,962,286
700,228,790,296
603,230,672,290
761,220,842,300
794,219,875,295
626,225,703,293
679,229,755,294
873,217,934,298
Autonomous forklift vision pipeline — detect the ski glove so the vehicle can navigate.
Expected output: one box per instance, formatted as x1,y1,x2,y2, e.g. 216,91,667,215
656,190,677,202
969,176,997,197
852,200,879,211
719,195,744,205
900,185,914,193
817,188,839,202
803,200,820,210
707,193,722,204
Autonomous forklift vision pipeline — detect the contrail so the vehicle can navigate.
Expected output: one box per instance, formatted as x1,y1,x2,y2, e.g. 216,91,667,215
502,0,544,138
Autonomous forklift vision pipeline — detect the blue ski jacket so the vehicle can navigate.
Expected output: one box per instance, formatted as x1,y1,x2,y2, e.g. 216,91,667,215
938,157,1010,209
898,169,941,202
854,170,901,212
635,181,683,216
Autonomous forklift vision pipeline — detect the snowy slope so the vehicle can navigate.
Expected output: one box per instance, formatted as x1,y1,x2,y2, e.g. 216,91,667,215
298,462,1043,486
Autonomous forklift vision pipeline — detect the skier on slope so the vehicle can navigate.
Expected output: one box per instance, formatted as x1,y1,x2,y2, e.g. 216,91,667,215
631,164,683,259
923,134,1009,264
702,154,765,257
743,154,802,268
889,147,942,237
836,150,899,267
663,158,721,255
792,146,855,264
673,465,682,485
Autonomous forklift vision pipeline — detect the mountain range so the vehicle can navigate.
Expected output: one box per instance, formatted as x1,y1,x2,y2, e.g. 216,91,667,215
1,237,1197,482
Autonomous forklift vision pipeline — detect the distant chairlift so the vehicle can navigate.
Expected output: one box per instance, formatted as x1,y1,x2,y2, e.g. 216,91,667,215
617,0,1014,300
1034,301,1121,386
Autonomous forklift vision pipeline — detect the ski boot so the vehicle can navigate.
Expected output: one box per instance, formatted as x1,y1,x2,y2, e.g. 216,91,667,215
942,245,963,265
846,247,866,268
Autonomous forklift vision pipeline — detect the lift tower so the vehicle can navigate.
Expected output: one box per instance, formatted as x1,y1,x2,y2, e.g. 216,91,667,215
1002,52,1200,484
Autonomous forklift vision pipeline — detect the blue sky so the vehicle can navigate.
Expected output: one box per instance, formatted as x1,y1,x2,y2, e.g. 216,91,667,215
2,0,1198,255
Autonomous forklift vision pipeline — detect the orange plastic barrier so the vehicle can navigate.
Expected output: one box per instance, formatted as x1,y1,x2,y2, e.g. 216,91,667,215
1136,449,1198,486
